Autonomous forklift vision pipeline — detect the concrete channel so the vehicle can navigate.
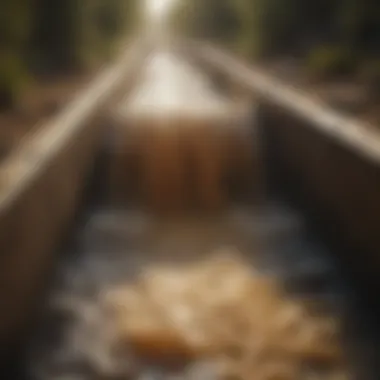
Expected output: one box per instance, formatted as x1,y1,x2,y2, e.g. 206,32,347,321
0,43,379,380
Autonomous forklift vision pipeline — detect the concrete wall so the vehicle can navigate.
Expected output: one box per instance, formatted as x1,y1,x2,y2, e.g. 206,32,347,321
194,43,380,296
258,105,380,289
0,115,104,346
0,44,149,352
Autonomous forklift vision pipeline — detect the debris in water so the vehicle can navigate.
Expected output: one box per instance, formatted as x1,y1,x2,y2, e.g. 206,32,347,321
103,252,346,379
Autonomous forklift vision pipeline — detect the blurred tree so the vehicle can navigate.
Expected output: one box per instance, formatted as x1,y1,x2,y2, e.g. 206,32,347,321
170,0,240,45
0,0,34,109
0,0,140,109
172,0,380,78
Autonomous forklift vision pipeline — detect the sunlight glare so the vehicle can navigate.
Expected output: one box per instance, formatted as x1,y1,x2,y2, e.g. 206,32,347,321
147,0,176,17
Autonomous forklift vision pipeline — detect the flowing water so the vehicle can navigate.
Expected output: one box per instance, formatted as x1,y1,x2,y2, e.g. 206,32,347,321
25,49,376,380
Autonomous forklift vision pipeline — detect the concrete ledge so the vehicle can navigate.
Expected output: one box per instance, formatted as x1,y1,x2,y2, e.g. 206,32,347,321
0,43,149,349
194,43,380,166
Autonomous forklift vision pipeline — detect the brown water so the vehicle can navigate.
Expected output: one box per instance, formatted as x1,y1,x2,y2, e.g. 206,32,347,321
25,50,365,380
28,204,348,379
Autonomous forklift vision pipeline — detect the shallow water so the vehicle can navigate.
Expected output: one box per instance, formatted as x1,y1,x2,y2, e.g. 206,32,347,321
26,200,350,380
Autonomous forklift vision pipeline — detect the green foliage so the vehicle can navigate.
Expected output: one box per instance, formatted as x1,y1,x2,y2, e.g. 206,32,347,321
0,0,33,108
307,45,356,80
0,0,140,109
173,0,380,63
358,59,380,95
0,51,30,109
0,0,33,46
170,0,240,44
